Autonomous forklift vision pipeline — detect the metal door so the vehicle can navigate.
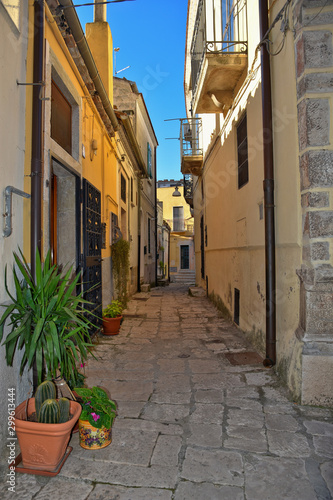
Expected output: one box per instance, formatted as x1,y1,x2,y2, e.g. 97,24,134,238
82,179,102,330
181,245,190,270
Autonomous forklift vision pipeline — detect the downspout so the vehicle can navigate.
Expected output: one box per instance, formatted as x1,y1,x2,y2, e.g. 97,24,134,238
259,0,276,367
154,149,158,287
31,0,44,389
137,178,141,292
59,0,118,132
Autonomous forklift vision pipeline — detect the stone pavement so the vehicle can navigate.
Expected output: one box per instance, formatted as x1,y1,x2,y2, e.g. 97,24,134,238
1,284,333,499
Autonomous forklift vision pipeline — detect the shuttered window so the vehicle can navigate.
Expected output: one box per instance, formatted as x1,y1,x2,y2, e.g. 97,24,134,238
51,80,72,155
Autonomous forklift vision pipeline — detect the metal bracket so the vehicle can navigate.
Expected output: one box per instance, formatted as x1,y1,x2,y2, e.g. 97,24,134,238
16,80,50,101
3,186,31,238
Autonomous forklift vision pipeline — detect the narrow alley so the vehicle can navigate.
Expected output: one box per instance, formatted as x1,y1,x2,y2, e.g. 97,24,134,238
3,284,332,500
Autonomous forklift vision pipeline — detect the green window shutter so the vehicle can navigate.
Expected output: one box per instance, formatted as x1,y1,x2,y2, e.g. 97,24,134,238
147,142,152,178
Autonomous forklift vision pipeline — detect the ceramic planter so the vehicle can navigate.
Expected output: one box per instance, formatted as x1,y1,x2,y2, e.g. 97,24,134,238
78,419,112,449
14,398,81,472
102,315,122,335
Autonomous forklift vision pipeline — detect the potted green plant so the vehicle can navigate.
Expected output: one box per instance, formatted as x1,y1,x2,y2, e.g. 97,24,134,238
74,386,117,449
102,300,123,335
0,249,94,387
14,380,81,473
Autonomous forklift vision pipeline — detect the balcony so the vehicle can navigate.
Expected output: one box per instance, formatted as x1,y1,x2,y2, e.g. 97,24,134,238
180,118,203,176
191,0,248,115
183,174,194,208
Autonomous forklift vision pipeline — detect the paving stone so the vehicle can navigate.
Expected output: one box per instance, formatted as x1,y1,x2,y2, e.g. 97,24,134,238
157,358,186,373
103,380,153,401
188,359,221,373
150,391,191,405
312,435,333,458
174,481,245,500
227,409,264,428
304,420,333,437
267,430,311,457
187,423,223,447
245,372,275,386
141,403,190,423
226,387,260,399
114,418,183,435
264,403,298,415
189,403,224,424
0,472,42,500
34,477,93,499
87,484,173,500
226,397,262,411
60,456,178,488
320,461,333,497
155,375,191,393
194,389,224,403
116,401,145,418
265,413,299,432
225,426,267,453
191,373,225,390
151,435,182,466
181,448,244,486
244,455,317,500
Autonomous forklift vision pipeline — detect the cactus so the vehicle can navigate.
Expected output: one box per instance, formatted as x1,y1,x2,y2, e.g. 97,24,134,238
35,380,57,419
38,399,60,424
58,397,70,423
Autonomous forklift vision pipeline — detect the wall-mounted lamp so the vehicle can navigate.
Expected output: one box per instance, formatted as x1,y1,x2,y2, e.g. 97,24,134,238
90,139,98,160
172,185,181,197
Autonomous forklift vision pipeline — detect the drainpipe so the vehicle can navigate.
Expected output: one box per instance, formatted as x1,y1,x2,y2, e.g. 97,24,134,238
31,0,44,274
59,0,118,133
137,178,141,292
259,0,276,367
30,0,44,389
154,149,158,287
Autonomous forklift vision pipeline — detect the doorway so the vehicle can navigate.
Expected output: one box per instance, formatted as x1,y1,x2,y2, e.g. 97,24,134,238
180,245,190,270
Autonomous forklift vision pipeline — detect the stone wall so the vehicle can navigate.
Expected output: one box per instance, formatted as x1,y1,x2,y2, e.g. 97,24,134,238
294,0,333,405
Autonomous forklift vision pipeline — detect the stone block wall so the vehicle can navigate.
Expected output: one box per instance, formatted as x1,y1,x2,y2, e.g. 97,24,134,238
294,0,333,405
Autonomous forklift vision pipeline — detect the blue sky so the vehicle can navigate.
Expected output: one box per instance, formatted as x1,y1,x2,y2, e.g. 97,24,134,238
77,0,188,181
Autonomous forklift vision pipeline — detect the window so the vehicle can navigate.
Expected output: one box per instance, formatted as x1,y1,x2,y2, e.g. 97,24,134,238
237,113,248,189
173,206,184,231
51,80,72,155
121,174,126,203
130,177,133,203
234,288,240,325
147,142,152,178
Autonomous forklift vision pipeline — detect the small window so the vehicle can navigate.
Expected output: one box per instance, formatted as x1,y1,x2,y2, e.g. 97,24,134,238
173,206,184,231
234,288,240,325
237,113,248,189
121,174,126,203
147,143,152,178
130,177,133,203
51,80,72,155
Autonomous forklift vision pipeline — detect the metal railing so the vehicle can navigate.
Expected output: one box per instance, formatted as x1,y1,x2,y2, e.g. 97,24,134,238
180,118,203,159
183,174,193,202
190,0,248,99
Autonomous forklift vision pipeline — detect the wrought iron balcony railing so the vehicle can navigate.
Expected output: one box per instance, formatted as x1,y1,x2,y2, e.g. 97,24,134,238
190,0,248,114
183,174,194,208
180,118,203,176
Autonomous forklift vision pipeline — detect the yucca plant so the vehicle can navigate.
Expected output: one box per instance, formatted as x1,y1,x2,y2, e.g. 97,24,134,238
0,249,94,386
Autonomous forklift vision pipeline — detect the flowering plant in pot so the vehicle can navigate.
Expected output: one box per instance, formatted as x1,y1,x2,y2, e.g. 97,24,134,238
14,380,81,473
102,300,123,335
74,386,117,449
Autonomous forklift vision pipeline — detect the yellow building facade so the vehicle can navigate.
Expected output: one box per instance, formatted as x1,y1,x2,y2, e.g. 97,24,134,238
157,181,195,283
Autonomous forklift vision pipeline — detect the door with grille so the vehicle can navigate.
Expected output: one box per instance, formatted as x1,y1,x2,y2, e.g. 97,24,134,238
82,179,102,330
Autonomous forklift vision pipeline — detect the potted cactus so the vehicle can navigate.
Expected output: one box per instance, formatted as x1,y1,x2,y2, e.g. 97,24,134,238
102,300,123,335
14,380,81,473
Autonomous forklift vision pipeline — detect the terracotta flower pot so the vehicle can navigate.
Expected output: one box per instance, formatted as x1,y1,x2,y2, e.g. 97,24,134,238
102,315,122,335
78,419,112,449
15,398,81,472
